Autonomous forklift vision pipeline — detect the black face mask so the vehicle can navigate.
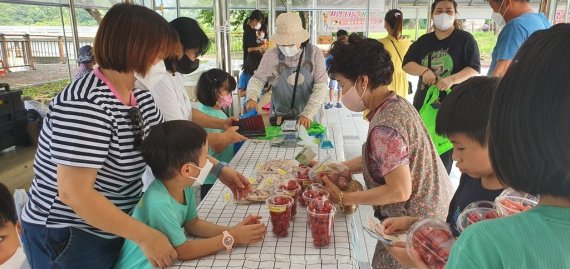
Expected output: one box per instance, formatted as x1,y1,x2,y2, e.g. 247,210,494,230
176,55,200,74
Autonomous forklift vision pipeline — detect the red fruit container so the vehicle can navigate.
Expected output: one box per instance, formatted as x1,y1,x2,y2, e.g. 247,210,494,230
266,195,294,238
297,165,311,180
495,196,537,217
275,180,301,217
301,187,330,208
307,197,336,248
456,201,500,233
406,219,456,269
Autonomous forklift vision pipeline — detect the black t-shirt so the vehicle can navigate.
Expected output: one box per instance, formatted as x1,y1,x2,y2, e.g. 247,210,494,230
403,29,481,91
243,24,258,60
446,174,504,237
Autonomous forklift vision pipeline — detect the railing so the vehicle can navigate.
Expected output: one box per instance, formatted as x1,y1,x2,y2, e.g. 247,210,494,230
0,34,94,72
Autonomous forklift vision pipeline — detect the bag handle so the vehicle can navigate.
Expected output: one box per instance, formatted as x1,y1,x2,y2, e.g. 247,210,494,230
291,46,306,110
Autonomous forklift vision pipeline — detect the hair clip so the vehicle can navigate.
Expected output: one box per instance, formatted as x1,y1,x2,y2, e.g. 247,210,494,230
395,13,401,17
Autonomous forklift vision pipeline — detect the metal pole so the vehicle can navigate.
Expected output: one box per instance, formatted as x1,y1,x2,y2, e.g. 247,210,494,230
214,0,232,73
268,0,275,36
565,0,569,23
426,0,434,33
69,0,80,62
176,0,180,18
151,0,155,11
415,7,420,40
311,0,317,44
365,0,371,37
286,0,292,11
256,0,260,10
60,6,72,80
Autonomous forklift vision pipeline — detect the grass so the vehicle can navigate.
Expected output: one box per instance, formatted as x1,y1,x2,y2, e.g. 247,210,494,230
22,79,69,102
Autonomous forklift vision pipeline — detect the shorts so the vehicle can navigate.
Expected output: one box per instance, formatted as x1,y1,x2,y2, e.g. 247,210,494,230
328,79,341,90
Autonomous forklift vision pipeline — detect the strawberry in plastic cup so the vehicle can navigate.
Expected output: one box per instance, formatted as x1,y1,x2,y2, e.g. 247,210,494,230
266,195,294,238
307,197,336,248
275,180,301,217
495,196,537,217
456,207,499,233
297,165,310,180
407,219,456,269
301,187,330,208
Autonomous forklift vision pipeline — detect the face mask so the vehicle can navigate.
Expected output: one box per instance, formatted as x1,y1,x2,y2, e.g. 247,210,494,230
2,227,27,268
433,13,455,31
218,94,233,109
279,45,301,57
189,159,213,186
342,81,367,112
135,60,169,90
491,1,507,27
177,55,200,74
254,22,262,30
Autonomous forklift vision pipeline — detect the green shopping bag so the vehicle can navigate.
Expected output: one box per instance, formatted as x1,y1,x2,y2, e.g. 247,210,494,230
418,85,453,155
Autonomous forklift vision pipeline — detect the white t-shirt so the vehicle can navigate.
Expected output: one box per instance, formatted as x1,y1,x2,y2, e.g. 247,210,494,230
138,72,194,191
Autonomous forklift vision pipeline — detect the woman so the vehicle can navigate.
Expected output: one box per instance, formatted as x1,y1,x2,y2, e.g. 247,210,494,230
20,4,180,268
414,24,570,269
402,0,480,173
243,10,265,61
245,12,328,129
379,9,411,98
323,34,453,269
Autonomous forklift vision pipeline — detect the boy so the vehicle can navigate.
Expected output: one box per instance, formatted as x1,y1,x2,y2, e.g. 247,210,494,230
114,121,266,269
380,76,506,267
0,183,30,268
324,29,348,109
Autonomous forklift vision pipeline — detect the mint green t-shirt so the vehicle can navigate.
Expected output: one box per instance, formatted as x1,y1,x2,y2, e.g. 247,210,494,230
446,205,570,268
114,180,198,269
198,104,234,185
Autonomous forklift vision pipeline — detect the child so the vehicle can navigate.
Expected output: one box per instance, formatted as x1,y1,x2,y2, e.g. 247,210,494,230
0,183,30,268
238,51,263,112
74,45,95,80
113,121,266,269
324,29,348,109
196,69,237,199
380,76,506,267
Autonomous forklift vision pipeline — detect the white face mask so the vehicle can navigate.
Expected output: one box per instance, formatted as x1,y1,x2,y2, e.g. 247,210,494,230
189,159,213,186
134,60,169,90
279,45,301,57
254,22,262,30
491,1,507,27
2,227,27,268
433,13,455,31
341,81,367,112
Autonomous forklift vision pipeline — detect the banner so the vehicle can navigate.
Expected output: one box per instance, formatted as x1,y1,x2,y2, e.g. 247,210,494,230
319,11,384,34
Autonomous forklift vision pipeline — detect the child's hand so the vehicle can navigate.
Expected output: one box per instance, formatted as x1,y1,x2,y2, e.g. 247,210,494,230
382,216,419,234
386,241,415,268
229,222,266,245
237,214,262,226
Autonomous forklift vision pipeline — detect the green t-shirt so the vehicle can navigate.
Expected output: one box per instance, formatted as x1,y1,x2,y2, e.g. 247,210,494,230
198,104,234,185
446,205,570,268
114,180,198,269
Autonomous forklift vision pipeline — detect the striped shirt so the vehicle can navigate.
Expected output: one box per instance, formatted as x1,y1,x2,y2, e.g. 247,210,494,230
21,70,163,238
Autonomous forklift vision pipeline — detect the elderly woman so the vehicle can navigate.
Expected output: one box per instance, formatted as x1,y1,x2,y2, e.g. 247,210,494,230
20,4,251,269
322,34,453,269
245,12,328,129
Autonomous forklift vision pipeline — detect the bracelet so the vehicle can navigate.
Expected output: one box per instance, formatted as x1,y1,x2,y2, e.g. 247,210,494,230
339,191,346,212
421,68,431,76
210,161,227,178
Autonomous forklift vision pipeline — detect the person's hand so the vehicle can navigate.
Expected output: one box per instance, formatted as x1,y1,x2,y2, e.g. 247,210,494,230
435,76,453,91
386,241,416,268
308,160,320,168
382,216,419,234
236,214,263,226
421,69,437,86
218,166,253,200
298,116,312,129
410,248,431,269
138,228,178,268
246,100,258,112
229,222,266,245
223,126,247,144
320,175,342,204
223,116,239,130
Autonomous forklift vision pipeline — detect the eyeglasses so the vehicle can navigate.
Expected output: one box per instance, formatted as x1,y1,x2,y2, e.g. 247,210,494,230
431,90,448,109
128,107,144,151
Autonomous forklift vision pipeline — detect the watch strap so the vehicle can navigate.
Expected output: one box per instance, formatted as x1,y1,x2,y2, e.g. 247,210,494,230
210,161,227,178
222,230,234,252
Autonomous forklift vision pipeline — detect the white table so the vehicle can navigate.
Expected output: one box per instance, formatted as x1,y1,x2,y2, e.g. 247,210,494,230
169,128,371,269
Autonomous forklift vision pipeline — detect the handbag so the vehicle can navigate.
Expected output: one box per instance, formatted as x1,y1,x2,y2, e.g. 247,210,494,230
418,85,453,155
389,39,413,95
270,46,305,126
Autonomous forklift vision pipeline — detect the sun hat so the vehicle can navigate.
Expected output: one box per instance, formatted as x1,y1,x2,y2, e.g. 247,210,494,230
271,12,310,46
77,45,94,63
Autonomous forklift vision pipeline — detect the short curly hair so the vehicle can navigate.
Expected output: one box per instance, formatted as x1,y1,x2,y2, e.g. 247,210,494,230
328,34,393,89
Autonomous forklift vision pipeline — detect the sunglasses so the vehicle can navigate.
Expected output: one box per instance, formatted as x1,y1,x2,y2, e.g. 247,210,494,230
431,90,448,109
128,107,144,151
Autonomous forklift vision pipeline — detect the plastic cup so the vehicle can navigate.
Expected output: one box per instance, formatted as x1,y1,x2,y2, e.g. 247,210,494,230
301,187,330,208
406,219,456,269
456,205,500,233
495,196,538,217
307,197,336,248
266,195,294,238
274,180,301,217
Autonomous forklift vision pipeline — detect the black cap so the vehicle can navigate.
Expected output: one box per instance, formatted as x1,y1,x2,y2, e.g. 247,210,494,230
77,45,93,63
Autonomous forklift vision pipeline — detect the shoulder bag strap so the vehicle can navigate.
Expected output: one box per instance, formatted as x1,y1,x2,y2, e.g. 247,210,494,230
291,47,305,110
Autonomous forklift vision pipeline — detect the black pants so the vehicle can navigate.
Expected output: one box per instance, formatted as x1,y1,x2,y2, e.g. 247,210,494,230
439,149,453,175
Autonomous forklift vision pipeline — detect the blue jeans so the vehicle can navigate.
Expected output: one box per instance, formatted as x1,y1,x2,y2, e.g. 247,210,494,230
21,221,124,269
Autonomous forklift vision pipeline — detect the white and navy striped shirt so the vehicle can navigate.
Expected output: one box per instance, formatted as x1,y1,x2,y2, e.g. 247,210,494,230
22,70,163,238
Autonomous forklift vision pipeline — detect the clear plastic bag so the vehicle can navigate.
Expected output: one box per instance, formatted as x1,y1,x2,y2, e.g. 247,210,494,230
309,161,352,190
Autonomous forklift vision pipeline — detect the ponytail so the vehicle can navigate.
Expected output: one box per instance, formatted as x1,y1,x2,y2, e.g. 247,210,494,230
385,9,404,39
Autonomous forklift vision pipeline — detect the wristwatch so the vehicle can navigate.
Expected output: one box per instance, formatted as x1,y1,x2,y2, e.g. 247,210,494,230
222,230,234,253
210,161,227,178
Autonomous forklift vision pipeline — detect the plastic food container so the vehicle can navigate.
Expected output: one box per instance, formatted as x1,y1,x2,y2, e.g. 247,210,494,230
456,201,499,233
275,180,301,217
301,187,330,208
267,195,295,238
308,161,352,191
407,219,456,269
495,196,538,217
307,197,336,248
